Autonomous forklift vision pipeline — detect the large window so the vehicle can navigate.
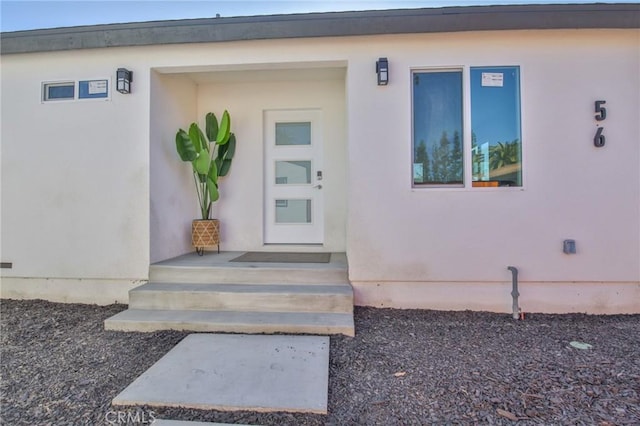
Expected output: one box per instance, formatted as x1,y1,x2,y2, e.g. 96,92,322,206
471,66,522,187
412,70,464,186
412,66,522,188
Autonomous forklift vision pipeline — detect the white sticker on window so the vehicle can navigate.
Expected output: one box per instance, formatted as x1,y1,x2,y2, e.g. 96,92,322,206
88,80,108,94
481,72,504,87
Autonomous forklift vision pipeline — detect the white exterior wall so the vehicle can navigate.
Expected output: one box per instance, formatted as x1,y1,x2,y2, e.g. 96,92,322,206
1,48,152,304
2,29,638,312
345,30,640,313
149,73,198,263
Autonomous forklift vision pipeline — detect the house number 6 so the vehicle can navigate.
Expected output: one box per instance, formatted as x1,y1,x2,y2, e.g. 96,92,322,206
594,100,606,147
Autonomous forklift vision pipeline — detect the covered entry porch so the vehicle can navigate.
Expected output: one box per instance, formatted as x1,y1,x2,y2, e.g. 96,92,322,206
149,61,348,262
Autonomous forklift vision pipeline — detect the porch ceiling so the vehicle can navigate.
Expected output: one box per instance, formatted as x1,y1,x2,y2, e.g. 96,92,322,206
154,61,346,84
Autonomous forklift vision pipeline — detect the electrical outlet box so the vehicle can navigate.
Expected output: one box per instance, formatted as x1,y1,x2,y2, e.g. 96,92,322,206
563,239,576,254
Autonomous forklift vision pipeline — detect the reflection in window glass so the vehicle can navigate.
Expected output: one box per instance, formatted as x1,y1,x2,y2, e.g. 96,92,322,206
412,71,463,185
275,122,311,145
471,67,522,187
275,199,312,223
275,161,312,185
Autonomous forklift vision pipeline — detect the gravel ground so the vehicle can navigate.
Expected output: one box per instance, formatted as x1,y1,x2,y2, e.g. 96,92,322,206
1,299,639,425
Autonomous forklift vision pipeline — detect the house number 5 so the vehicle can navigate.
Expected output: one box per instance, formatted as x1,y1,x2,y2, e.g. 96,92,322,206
594,100,606,147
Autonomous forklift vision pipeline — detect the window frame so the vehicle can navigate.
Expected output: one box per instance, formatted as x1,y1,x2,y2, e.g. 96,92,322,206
410,67,465,188
42,81,75,102
78,78,110,100
41,78,112,103
410,65,525,192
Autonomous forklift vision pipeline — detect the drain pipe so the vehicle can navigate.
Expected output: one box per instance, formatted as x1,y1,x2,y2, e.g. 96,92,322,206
507,266,519,320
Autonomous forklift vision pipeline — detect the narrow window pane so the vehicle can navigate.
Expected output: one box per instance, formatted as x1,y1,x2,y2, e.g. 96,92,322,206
413,71,463,185
78,79,108,99
276,122,311,145
275,161,312,185
471,67,522,187
275,199,312,223
44,83,75,101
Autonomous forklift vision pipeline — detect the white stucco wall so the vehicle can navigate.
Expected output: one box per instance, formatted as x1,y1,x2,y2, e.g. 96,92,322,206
1,48,151,303
2,28,638,312
344,30,640,313
149,72,199,263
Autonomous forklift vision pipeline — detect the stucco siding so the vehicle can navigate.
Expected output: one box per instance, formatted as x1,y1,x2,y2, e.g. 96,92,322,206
1,28,638,312
1,48,150,282
149,72,198,263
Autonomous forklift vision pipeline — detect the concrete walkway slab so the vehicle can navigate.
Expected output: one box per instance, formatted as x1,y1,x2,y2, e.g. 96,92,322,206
113,334,329,414
152,420,254,426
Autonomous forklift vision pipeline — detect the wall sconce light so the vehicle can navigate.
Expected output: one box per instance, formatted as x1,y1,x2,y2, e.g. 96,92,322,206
376,57,389,86
116,68,133,94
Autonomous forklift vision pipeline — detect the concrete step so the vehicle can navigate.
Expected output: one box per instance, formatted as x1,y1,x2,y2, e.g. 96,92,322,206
104,309,355,336
129,282,353,314
149,264,348,285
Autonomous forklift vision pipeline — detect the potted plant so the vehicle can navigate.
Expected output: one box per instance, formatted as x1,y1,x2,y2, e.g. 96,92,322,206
175,111,236,255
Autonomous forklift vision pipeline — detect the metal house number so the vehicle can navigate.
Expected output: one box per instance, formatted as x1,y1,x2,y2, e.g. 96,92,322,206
594,100,606,147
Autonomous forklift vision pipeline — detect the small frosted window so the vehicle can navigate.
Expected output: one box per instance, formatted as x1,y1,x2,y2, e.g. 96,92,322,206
275,122,311,146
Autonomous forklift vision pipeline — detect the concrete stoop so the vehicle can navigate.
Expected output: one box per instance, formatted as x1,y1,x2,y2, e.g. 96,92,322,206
105,252,354,336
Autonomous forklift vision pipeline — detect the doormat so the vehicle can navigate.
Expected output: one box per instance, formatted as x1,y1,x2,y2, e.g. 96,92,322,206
230,252,331,263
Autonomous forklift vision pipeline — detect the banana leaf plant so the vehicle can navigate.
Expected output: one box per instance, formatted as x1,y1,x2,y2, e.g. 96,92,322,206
175,111,236,220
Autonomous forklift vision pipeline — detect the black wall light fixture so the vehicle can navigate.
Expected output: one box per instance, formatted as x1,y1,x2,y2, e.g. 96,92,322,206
376,57,389,85
116,68,133,94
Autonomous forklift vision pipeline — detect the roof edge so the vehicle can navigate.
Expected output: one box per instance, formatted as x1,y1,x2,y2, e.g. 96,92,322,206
2,3,639,55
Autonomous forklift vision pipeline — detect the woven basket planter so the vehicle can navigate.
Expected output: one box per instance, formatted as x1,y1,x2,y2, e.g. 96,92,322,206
192,219,220,255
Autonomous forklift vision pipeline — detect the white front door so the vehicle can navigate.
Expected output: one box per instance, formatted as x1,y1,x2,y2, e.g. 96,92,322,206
264,110,323,244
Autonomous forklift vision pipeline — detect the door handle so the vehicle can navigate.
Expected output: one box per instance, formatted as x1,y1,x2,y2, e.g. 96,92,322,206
313,184,323,189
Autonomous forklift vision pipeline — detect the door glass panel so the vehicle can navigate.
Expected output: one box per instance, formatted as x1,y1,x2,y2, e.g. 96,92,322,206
275,199,312,223
275,161,312,185
275,122,311,145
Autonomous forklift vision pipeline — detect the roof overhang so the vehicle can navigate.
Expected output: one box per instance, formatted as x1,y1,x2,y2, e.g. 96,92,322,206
1,3,639,55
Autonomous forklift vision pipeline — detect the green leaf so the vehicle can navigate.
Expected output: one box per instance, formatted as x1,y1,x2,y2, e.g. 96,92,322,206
207,178,219,202
193,149,210,174
175,129,197,161
218,158,232,177
216,110,231,145
217,134,235,176
217,139,229,159
205,112,218,143
197,126,209,153
207,157,218,184
188,123,203,153
224,133,236,159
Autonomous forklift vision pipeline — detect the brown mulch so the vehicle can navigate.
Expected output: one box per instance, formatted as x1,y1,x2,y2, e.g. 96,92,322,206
1,299,638,425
